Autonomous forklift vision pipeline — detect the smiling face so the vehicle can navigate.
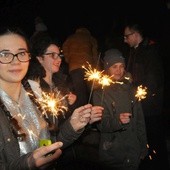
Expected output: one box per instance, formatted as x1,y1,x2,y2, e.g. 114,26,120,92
108,62,125,81
37,44,62,75
0,33,29,86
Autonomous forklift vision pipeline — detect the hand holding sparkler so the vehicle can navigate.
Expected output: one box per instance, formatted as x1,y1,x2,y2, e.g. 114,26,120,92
89,106,104,124
70,104,92,131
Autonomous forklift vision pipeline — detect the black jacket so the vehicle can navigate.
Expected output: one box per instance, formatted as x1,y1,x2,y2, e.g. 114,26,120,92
92,80,148,169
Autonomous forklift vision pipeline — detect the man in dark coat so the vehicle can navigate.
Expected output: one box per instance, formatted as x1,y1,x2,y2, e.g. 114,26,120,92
124,23,169,170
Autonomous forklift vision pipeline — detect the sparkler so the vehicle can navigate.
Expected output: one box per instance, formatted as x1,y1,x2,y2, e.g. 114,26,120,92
38,90,68,120
83,62,103,82
82,62,104,103
146,143,157,160
82,61,125,104
135,85,147,101
131,85,147,117
29,89,68,123
98,74,114,105
98,74,114,89
98,75,124,105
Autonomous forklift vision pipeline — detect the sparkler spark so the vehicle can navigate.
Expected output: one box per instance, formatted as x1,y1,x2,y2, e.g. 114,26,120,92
98,74,114,89
82,62,104,103
82,62,103,82
82,62,124,104
38,91,68,118
98,75,123,89
135,85,147,101
28,89,68,119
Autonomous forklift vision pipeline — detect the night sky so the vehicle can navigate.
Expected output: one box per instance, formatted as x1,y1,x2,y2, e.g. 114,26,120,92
0,0,169,41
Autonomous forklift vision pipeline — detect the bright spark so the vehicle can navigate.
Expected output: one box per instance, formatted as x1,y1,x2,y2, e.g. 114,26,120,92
82,62,103,82
135,85,147,101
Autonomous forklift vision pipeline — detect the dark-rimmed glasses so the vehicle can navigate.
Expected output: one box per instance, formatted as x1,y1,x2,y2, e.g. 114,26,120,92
44,52,61,60
124,32,135,39
0,51,31,64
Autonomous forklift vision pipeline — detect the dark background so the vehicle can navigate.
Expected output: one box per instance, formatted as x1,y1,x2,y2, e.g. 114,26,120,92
0,0,169,40
0,0,170,113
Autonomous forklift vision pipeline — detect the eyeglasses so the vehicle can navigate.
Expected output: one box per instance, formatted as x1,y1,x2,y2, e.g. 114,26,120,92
44,52,61,60
124,32,135,39
0,51,31,64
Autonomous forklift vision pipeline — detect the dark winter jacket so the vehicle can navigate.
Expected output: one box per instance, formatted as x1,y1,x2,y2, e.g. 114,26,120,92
127,38,164,117
92,80,148,169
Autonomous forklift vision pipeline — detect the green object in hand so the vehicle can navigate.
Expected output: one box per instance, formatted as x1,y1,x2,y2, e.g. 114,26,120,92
39,139,52,147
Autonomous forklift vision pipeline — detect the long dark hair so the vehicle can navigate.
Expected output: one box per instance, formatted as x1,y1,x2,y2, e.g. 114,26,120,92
27,31,61,79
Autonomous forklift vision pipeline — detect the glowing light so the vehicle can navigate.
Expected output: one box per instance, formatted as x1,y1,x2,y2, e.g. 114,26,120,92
153,150,156,154
27,88,68,119
149,155,152,160
82,62,104,103
135,85,147,101
98,74,114,89
38,90,68,118
82,62,103,82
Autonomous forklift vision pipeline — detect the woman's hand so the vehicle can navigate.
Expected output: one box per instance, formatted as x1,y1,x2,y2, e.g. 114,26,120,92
28,142,63,169
89,106,104,124
70,104,92,131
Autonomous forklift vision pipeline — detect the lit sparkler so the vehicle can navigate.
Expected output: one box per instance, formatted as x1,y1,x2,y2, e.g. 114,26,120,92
82,62,103,82
98,74,123,105
82,62,104,103
146,143,157,160
38,91,68,118
131,85,147,117
28,89,68,121
98,74,114,89
135,85,147,101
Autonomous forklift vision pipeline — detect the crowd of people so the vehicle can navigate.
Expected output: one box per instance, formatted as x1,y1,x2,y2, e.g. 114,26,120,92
0,16,169,170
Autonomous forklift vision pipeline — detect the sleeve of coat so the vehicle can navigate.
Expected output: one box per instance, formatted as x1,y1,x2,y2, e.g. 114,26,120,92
56,118,84,148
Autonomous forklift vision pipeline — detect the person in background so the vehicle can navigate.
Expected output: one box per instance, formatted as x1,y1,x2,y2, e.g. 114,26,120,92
62,27,99,107
32,16,48,37
92,48,148,170
123,22,169,170
0,26,103,169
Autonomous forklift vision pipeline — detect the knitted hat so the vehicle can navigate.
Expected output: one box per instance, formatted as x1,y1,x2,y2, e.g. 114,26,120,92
103,49,125,70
